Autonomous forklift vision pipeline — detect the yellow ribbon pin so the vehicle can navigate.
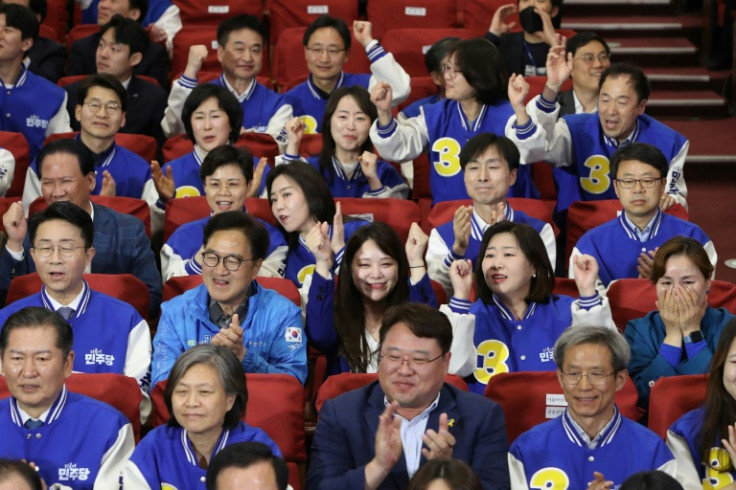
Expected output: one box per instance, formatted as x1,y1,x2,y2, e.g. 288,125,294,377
448,418,455,428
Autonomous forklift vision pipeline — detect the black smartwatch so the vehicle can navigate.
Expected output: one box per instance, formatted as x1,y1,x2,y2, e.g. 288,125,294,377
683,331,704,344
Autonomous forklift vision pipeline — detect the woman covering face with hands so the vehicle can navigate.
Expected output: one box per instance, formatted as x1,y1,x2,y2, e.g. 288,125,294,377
625,236,734,408
278,86,409,199
444,221,616,394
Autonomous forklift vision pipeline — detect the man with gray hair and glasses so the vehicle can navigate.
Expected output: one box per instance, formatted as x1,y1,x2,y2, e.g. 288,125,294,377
508,326,700,490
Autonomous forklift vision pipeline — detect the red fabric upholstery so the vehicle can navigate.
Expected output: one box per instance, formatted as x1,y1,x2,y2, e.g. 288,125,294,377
337,197,422,243
266,0,359,44
163,196,275,242
462,0,518,36
57,74,160,87
6,273,150,320
483,371,641,443
0,131,30,197
525,75,573,103
648,374,708,439
566,200,689,260
174,0,262,25
397,77,438,113
65,24,101,52
44,130,158,165
552,277,579,298
161,275,298,306
381,28,473,78
297,133,324,157
42,0,69,43
39,24,61,43
163,132,280,166
162,274,203,301
367,0,459,39
171,26,219,80
0,373,143,442
315,372,469,413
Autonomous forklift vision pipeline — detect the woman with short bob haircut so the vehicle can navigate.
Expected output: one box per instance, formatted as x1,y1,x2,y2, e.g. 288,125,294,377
279,86,409,199
446,221,614,394
122,345,281,489
625,236,734,408
369,37,538,204
305,221,437,375
407,459,483,490
267,160,367,288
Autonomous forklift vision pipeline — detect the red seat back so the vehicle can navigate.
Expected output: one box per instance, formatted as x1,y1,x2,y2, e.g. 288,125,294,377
174,0,263,25
44,131,158,166
525,75,572,103
337,197,422,243
552,277,579,298
484,371,641,443
315,372,469,413
397,77,438,113
648,374,708,439
0,373,142,442
171,26,220,81
462,0,518,36
0,131,30,197
298,133,324,157
266,0,359,44
367,0,459,39
426,198,557,235
381,28,473,79
66,24,101,53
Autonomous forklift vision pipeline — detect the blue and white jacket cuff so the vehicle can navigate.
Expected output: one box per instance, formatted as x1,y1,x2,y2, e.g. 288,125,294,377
449,297,472,313
177,74,198,89
577,291,602,310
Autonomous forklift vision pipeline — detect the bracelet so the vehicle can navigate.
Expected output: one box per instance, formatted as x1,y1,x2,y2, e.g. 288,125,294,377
409,264,425,269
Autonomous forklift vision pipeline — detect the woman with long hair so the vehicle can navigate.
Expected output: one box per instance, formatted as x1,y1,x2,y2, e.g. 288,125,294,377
279,86,409,199
447,220,614,394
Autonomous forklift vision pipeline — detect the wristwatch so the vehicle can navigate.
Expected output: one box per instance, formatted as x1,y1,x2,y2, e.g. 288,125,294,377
683,331,704,344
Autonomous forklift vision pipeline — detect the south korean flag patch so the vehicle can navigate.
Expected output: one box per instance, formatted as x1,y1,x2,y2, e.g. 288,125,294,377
285,327,303,343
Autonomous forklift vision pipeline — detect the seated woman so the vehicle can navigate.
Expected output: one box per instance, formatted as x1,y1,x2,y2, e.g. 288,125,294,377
279,86,409,199
447,221,615,394
305,221,441,375
122,344,281,489
625,236,734,407
667,318,736,489
267,160,367,289
160,145,287,282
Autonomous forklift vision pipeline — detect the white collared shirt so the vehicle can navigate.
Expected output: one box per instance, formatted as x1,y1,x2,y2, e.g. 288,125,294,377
385,393,441,477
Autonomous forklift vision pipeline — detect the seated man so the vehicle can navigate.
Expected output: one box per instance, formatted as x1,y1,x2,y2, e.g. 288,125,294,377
0,3,70,161
509,51,689,217
65,15,167,150
68,0,169,88
307,303,509,490
558,32,612,116
1,139,161,318
2,0,66,83
206,442,289,490
485,0,562,76
570,143,716,287
162,14,292,148
0,306,135,487
286,16,410,134
508,325,698,488
0,202,152,404
24,74,153,207
426,133,555,295
152,211,306,387
161,145,286,281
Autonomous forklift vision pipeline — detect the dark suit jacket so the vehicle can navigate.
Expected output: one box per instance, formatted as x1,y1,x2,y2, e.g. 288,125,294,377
558,89,577,117
26,37,66,83
306,381,510,490
0,203,161,318
65,75,168,152
67,32,169,89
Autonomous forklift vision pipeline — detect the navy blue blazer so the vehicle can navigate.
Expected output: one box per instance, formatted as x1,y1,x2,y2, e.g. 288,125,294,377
306,381,510,490
0,202,161,318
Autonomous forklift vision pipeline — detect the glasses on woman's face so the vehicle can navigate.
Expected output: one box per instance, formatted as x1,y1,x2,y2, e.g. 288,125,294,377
441,64,461,79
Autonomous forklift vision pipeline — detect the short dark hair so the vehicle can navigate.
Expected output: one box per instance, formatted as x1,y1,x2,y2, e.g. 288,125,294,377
0,459,44,490
77,73,128,112
0,3,38,42
459,133,520,172
0,306,74,359
407,459,482,490
203,211,269,261
100,14,150,60
165,344,247,430
380,303,453,355
566,31,610,57
200,145,254,183
517,0,563,8
447,38,508,105
217,14,264,47
182,84,243,145
206,442,289,490
424,36,460,74
303,14,351,51
29,201,94,249
475,221,554,304
620,470,684,490
125,0,147,23
36,138,95,178
600,63,650,102
610,142,667,180
27,0,46,22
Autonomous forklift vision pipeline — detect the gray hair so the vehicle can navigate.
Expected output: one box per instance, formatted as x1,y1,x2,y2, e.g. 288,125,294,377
553,326,631,372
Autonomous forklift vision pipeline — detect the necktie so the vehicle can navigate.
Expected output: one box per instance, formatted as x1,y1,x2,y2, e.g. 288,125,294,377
56,306,75,320
24,419,44,429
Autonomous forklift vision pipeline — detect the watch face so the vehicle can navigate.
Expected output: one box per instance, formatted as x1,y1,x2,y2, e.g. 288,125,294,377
688,331,704,343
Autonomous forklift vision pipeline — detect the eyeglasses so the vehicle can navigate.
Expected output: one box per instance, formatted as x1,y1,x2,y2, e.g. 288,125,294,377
305,46,346,58
204,181,246,193
201,252,255,272
559,370,616,387
83,100,121,113
614,177,663,189
440,64,460,78
33,243,86,258
576,53,610,64
378,351,445,369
